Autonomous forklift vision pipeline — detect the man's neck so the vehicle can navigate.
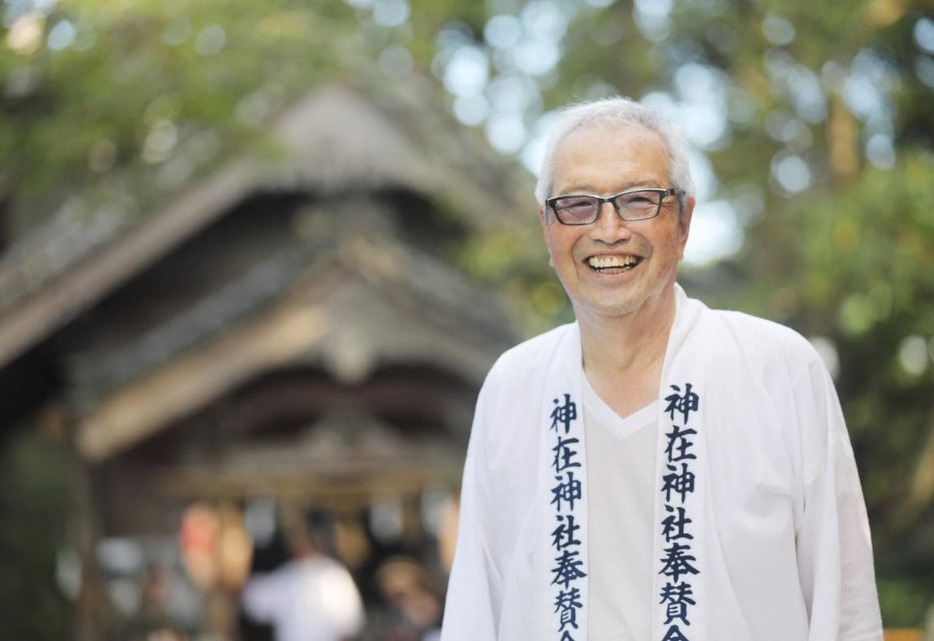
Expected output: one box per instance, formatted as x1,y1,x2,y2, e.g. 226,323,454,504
577,290,678,418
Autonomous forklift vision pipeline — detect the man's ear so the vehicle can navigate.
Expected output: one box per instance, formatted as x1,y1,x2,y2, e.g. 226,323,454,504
678,196,695,260
539,205,556,268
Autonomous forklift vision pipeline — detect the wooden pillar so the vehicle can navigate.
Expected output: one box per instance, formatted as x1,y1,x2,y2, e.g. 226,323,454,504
66,415,110,641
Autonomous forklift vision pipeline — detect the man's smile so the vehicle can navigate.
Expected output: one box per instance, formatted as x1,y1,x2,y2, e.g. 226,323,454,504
585,254,642,273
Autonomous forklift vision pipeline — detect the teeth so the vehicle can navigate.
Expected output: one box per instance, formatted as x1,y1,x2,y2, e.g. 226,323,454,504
588,255,638,270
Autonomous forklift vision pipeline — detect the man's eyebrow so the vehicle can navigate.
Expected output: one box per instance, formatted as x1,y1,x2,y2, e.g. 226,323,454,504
552,181,660,196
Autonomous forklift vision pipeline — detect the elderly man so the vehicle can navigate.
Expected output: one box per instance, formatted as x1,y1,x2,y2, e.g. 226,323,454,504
440,97,882,641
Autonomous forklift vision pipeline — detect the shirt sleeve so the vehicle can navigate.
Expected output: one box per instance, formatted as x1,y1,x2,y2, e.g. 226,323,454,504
793,355,883,641
241,568,287,623
440,379,502,641
319,562,366,638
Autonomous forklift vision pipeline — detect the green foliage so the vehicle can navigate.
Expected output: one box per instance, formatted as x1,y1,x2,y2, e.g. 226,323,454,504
1,0,365,236
547,5,657,101
791,157,934,607
797,154,934,331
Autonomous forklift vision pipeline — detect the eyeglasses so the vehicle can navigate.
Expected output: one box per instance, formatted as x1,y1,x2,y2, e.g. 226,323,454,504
545,187,684,225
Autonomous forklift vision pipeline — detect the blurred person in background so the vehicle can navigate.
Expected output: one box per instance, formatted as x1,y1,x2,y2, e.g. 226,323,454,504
375,556,443,641
440,97,882,641
241,507,365,641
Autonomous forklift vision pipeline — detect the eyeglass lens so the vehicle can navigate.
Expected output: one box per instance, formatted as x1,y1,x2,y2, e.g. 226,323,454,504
552,190,664,224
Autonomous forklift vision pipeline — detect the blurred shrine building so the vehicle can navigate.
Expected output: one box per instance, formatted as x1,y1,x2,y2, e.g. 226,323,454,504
0,79,530,639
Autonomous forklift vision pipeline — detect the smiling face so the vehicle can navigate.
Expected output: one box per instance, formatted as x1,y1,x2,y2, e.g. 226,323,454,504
539,122,694,324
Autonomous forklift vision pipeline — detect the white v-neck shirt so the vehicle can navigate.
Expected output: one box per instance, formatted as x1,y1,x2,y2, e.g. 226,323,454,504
582,373,658,641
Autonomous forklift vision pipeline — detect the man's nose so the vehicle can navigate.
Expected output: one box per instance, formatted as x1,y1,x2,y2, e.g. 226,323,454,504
591,202,631,240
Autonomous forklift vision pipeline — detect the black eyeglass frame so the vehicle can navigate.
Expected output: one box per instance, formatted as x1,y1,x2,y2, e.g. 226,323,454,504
545,187,685,225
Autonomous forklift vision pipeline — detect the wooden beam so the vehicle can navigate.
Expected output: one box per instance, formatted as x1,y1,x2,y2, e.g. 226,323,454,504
77,304,327,462
148,461,462,510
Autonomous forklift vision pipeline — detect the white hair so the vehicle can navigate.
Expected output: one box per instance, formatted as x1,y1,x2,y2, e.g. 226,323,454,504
534,96,696,208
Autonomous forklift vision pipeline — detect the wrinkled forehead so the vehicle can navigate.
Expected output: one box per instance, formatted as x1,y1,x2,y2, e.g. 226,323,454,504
551,122,673,187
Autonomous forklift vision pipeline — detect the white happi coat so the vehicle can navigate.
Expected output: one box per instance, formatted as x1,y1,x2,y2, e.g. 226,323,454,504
441,286,882,641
